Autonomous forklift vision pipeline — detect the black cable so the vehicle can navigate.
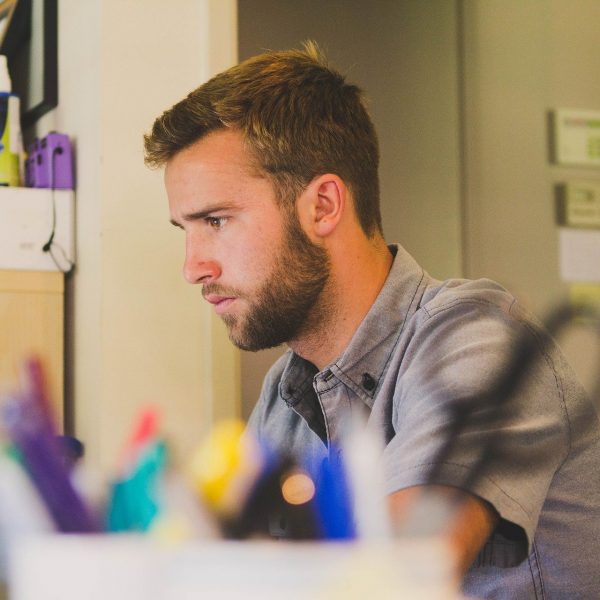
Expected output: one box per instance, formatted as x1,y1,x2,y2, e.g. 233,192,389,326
41,188,56,252
427,302,600,495
41,145,74,274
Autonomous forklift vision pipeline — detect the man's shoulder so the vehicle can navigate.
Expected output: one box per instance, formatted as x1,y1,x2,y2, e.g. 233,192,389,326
385,245,519,322
419,276,518,318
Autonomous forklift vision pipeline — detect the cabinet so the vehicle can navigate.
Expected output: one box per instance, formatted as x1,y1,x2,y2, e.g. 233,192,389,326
0,187,73,428
0,270,64,427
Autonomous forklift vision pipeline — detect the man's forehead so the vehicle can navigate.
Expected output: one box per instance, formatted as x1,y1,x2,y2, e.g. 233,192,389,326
165,131,265,182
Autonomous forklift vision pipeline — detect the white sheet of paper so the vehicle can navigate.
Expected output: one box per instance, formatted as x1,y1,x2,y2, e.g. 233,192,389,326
559,228,600,282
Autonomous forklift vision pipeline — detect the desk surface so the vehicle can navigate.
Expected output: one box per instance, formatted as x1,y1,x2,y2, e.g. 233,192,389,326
9,535,459,600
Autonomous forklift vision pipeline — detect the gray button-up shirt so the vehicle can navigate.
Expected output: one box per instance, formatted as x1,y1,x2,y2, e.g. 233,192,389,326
249,244,600,598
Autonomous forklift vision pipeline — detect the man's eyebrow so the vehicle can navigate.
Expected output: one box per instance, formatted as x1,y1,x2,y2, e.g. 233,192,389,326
169,203,236,228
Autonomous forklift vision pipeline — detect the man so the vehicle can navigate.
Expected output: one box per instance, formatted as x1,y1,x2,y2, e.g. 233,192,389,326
145,44,600,597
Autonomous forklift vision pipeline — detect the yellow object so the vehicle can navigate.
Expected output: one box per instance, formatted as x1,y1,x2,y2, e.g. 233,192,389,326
0,55,22,187
569,283,600,324
188,420,262,517
150,514,191,545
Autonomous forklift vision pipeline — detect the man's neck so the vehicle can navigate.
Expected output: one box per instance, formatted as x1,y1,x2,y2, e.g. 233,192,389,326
289,236,393,371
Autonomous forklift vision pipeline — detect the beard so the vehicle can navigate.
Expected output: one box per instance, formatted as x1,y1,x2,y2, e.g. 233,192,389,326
203,212,331,352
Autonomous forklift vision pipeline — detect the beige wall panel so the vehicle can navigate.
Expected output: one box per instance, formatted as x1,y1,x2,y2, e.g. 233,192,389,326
0,271,64,426
34,0,239,473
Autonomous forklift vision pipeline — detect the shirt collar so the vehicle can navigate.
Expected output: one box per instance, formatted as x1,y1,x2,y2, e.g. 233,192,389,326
279,244,427,408
328,243,426,406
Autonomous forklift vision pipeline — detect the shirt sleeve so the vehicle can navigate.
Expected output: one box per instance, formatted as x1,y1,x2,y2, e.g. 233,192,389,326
382,298,569,558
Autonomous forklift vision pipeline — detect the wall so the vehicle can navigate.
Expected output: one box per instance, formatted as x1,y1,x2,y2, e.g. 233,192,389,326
34,0,240,473
238,0,600,411
238,0,462,417
461,0,600,390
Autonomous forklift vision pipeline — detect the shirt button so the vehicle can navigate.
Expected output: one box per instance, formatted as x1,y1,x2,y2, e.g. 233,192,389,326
361,373,376,391
322,369,334,381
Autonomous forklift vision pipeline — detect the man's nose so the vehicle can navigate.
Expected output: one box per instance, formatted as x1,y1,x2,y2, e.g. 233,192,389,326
183,237,221,284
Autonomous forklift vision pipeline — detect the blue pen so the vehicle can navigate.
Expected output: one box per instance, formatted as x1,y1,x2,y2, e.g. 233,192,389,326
310,444,356,540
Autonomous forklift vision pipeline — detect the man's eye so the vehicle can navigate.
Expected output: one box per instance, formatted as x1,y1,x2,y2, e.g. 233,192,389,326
206,217,228,230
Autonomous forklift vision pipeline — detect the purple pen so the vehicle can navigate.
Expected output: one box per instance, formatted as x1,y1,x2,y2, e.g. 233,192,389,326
2,357,101,533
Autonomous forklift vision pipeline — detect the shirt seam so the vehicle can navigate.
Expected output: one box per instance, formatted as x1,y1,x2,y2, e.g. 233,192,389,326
315,377,343,394
529,541,546,599
388,460,534,521
316,391,330,448
422,296,510,319
508,302,572,465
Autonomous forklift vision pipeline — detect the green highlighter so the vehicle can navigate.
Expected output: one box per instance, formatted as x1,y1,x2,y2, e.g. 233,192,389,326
107,440,167,533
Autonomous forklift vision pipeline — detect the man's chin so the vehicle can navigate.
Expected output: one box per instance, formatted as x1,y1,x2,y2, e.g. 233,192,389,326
226,325,285,353
221,318,256,351
228,332,270,352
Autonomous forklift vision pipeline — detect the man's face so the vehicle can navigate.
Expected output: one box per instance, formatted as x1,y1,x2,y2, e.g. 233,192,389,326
165,129,330,351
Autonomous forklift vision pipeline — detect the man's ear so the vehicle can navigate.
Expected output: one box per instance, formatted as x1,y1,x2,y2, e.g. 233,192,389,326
298,174,346,238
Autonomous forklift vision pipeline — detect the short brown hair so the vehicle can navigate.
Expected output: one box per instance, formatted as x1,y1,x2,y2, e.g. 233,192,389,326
144,42,382,236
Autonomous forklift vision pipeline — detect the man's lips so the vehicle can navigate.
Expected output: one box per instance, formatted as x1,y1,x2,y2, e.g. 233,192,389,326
204,293,236,315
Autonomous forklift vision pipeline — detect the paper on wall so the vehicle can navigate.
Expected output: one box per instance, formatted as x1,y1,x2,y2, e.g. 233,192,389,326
559,228,600,282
